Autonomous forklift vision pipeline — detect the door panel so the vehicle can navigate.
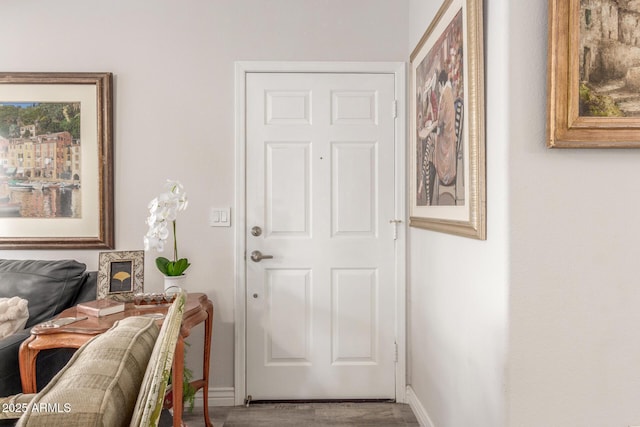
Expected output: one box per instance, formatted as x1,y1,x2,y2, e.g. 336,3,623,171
266,142,311,236
332,268,378,364
332,141,377,236
265,268,311,365
246,72,396,400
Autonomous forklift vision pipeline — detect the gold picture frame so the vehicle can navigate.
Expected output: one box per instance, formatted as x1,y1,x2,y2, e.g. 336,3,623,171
547,0,640,148
98,251,144,301
409,0,486,239
0,72,114,248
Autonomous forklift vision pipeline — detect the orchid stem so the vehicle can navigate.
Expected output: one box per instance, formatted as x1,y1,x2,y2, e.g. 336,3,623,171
173,220,178,262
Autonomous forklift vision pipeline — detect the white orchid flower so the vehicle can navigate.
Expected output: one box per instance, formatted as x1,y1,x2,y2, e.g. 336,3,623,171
143,180,190,277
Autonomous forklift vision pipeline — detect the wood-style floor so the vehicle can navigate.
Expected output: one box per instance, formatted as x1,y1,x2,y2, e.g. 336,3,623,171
180,402,420,427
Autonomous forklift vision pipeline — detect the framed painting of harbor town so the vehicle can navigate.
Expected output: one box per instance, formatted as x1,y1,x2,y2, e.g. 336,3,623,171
0,73,113,248
98,251,144,301
409,0,486,239
548,0,640,147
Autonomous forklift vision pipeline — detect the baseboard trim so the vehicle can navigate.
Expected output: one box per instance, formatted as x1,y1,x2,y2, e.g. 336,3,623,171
194,387,235,408
194,386,434,415
406,386,435,427
194,386,426,414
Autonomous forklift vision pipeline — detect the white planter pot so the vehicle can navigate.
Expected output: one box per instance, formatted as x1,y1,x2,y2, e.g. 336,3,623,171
164,274,186,292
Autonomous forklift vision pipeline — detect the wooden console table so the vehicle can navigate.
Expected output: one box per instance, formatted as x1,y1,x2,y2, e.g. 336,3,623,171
19,292,213,427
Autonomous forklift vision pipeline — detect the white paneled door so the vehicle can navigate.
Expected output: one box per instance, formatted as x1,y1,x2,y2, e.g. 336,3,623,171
245,72,397,400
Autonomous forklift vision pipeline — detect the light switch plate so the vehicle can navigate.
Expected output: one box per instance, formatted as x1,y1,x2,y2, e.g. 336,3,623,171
210,208,231,227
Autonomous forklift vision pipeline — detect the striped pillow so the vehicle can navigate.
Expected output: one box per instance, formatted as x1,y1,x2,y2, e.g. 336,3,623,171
17,316,159,427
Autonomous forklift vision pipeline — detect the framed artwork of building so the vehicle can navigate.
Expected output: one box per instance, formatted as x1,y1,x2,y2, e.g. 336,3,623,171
0,73,114,248
548,0,640,147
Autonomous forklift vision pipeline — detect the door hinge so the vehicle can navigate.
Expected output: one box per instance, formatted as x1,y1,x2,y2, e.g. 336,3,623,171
392,100,398,118
389,219,402,240
394,342,398,362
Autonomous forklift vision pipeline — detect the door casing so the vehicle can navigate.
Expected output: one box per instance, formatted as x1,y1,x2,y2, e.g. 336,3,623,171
234,61,407,405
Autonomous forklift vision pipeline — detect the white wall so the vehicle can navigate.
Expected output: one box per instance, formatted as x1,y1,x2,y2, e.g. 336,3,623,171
0,0,408,395
407,0,509,426
410,0,640,426
508,1,640,426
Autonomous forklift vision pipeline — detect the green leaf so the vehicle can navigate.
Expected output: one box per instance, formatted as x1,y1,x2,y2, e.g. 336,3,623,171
174,258,190,275
158,257,190,276
155,257,171,275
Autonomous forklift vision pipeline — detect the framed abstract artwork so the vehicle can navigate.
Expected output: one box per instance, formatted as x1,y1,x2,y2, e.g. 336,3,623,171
548,0,640,147
409,0,486,239
0,72,114,248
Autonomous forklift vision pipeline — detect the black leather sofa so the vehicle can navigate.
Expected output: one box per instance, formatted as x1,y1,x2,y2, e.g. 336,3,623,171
0,259,97,397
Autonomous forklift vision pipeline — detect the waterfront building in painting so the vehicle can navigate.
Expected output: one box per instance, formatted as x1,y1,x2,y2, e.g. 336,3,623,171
580,0,640,84
66,142,81,181
0,137,9,172
2,131,79,181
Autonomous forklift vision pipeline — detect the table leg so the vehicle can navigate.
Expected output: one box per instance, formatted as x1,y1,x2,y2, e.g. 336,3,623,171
202,300,214,427
173,335,185,427
19,335,39,394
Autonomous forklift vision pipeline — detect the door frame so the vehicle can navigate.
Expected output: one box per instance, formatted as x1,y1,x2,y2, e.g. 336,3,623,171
234,61,407,406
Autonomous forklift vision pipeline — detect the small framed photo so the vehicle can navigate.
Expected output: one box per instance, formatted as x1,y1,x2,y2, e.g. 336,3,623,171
97,250,144,301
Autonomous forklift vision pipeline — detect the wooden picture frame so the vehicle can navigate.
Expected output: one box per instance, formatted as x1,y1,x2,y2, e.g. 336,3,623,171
548,0,640,148
0,72,114,248
409,0,486,239
98,251,144,301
